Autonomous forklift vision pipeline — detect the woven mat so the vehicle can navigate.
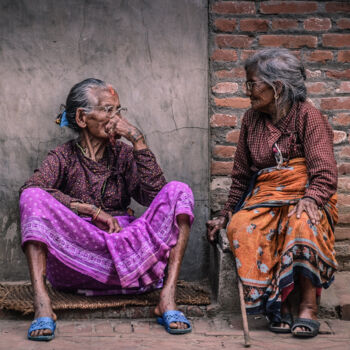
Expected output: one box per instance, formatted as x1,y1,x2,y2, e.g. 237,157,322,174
0,281,210,315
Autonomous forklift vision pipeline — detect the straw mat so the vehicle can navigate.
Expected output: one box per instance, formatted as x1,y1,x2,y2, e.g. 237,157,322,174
0,281,210,314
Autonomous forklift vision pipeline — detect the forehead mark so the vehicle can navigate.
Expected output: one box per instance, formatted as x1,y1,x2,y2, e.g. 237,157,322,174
108,86,116,95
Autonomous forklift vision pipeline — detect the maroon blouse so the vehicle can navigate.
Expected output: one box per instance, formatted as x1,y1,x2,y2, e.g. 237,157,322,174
21,140,167,216
221,102,338,218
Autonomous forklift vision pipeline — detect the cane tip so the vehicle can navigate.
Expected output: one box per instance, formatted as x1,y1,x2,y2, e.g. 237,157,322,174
244,342,251,348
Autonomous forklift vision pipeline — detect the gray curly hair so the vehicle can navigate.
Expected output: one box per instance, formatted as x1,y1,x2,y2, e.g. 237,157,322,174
244,48,307,108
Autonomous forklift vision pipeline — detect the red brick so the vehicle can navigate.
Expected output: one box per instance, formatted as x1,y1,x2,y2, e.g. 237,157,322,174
212,82,238,94
306,69,322,79
338,211,350,224
325,2,350,13
305,50,333,63
210,114,238,127
216,35,254,49
335,226,350,241
260,1,318,14
211,2,256,15
337,18,350,29
241,50,257,61
338,176,350,190
338,193,350,206
215,67,246,79
340,146,350,158
214,19,237,32
334,130,347,144
338,163,350,175
323,34,350,48
338,81,350,93
240,19,269,32
333,113,350,127
213,145,237,159
259,35,317,49
271,19,298,31
211,161,234,175
338,51,350,63
211,49,238,62
321,97,350,110
306,82,327,95
214,97,250,109
326,69,350,79
240,51,303,64
304,18,332,31
226,129,241,143
245,49,300,60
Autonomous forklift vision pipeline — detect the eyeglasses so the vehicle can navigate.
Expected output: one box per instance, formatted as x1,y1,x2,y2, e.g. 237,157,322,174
245,80,265,91
83,105,127,117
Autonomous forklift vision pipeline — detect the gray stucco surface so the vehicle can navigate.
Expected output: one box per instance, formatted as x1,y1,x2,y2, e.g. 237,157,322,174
0,0,208,280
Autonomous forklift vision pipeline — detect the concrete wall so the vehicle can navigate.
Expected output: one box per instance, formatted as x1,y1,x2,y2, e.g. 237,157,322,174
0,0,209,280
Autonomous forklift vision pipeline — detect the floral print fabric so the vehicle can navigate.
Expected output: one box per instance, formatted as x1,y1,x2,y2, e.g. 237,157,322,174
226,158,337,322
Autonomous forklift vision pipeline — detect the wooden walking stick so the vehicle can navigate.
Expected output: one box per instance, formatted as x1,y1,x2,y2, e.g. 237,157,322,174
229,212,251,347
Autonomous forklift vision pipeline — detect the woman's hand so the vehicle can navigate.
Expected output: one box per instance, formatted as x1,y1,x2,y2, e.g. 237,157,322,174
288,197,320,225
206,216,228,244
92,209,122,233
105,114,146,150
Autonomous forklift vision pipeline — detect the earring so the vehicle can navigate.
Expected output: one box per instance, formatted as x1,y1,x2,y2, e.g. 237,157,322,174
274,93,279,100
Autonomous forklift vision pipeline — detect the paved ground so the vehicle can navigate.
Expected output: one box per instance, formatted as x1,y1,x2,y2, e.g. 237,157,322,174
1,315,350,350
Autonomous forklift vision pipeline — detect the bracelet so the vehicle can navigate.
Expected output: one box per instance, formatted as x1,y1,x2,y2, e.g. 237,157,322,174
92,207,102,221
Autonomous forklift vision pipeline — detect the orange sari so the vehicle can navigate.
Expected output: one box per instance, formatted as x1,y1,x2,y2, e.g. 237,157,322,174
226,158,337,321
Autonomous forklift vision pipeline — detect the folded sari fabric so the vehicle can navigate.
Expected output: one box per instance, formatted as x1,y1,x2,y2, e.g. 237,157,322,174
226,157,337,322
20,181,194,296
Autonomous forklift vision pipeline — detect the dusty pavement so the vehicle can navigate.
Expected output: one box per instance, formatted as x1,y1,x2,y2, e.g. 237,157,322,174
1,315,350,350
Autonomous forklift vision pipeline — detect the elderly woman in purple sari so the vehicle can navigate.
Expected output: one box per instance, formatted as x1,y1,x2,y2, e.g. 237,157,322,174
20,78,194,341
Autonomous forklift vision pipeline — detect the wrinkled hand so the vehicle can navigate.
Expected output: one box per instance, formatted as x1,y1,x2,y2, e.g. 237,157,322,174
206,216,227,244
105,114,143,145
288,197,320,225
92,209,122,233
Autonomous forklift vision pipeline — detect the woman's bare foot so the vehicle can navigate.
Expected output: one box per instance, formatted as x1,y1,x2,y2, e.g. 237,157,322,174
154,285,188,330
293,302,317,333
270,300,292,331
30,292,57,338
279,300,292,330
293,275,318,333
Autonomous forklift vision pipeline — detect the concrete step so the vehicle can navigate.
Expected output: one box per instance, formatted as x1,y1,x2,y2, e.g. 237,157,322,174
335,241,350,272
320,271,350,320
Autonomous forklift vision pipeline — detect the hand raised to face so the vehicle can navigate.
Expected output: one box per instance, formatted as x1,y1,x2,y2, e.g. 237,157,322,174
105,113,143,145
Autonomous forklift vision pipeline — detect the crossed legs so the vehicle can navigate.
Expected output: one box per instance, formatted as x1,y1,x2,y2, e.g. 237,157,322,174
25,213,191,337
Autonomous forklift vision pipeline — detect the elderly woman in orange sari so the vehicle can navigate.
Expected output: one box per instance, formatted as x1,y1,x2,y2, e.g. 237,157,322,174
207,48,337,338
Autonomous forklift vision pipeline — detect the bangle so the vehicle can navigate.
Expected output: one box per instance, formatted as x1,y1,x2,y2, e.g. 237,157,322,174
92,207,101,221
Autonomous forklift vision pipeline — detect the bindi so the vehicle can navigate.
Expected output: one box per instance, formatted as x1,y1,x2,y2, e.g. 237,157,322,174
108,86,116,95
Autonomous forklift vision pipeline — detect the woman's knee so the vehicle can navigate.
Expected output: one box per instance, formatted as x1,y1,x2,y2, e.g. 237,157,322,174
20,187,51,205
164,181,193,195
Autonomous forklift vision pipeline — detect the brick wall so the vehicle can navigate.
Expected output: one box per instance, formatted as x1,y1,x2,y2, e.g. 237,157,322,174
209,1,350,269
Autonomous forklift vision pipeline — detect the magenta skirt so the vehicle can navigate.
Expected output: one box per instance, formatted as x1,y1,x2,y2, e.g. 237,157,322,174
20,181,194,296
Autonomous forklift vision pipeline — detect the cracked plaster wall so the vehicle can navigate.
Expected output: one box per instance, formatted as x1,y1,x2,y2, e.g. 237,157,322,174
0,0,209,280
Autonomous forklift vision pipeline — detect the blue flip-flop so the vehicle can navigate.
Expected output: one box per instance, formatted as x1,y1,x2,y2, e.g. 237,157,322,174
156,310,192,334
27,317,56,341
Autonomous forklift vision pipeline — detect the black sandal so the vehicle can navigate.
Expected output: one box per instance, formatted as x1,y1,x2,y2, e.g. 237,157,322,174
269,313,293,334
291,318,320,338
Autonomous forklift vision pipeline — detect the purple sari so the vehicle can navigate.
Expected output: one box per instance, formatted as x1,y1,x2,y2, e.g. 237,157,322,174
20,181,194,296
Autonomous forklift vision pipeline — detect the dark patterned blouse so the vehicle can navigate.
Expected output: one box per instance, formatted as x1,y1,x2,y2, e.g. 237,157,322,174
21,140,167,216
221,101,338,218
